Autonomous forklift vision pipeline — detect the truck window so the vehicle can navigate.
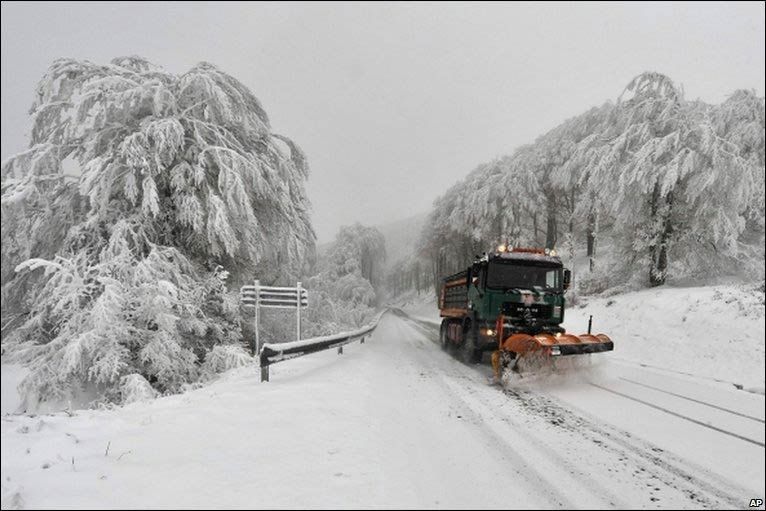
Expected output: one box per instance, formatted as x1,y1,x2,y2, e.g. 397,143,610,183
486,261,562,291
546,270,557,288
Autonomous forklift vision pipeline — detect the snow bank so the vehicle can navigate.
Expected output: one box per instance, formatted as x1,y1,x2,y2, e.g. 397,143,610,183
564,284,765,393
0,344,388,509
389,290,440,325
1,365,28,415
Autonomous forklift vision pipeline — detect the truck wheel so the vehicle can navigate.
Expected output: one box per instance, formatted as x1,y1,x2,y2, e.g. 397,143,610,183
461,325,482,364
439,321,449,351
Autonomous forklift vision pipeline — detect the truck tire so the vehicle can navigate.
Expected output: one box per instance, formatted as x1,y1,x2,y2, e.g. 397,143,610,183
439,321,449,351
461,323,482,364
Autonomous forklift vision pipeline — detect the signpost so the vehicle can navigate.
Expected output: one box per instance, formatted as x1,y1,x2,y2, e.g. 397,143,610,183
240,280,309,356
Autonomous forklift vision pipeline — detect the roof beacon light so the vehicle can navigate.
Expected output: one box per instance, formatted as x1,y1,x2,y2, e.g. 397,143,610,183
544,248,550,255
497,244,507,253
550,249,557,257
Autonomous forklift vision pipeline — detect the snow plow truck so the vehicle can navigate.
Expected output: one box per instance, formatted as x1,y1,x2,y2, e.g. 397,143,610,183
438,245,613,379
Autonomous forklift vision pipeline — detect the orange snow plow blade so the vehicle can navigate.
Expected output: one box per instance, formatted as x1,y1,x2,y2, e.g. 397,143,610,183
501,332,614,357
491,330,613,381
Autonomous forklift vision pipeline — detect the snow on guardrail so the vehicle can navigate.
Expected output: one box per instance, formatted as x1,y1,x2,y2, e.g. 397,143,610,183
258,309,387,382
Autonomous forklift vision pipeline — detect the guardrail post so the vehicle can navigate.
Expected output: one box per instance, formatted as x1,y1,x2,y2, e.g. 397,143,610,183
360,336,365,344
296,281,302,342
260,348,269,382
337,345,343,355
254,279,261,356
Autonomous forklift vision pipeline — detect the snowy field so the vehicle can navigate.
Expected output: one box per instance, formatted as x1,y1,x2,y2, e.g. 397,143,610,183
2,284,764,509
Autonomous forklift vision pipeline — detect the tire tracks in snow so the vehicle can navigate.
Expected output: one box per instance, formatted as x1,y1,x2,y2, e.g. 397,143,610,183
618,376,765,424
608,356,757,393
391,322,577,508
396,316,628,509
588,382,764,447
502,386,747,509
376,316,571,508
395,310,748,509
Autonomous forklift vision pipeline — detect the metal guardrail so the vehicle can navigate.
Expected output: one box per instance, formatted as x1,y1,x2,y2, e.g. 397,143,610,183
258,310,387,382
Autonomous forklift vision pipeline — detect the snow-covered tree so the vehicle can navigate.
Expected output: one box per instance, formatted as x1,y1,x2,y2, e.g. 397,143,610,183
303,224,385,335
714,89,765,228
324,223,386,288
414,71,763,296
590,73,755,286
1,57,315,408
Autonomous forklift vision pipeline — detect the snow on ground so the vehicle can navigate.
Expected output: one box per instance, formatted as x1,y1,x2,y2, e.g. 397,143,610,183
388,290,440,325
1,316,617,510
3,347,386,510
396,283,766,393
4,313,763,509
2,284,763,509
1,365,27,416
564,284,765,393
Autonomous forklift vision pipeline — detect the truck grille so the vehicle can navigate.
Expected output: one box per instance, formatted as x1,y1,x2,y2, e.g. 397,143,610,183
502,302,552,319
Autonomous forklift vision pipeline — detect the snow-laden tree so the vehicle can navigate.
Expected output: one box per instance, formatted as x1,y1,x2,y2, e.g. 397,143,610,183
589,73,754,286
303,224,385,335
325,223,387,288
714,89,765,228
417,154,546,297
458,155,540,246
420,176,482,295
414,101,617,300
1,57,315,408
386,252,433,297
551,103,615,271
413,71,763,297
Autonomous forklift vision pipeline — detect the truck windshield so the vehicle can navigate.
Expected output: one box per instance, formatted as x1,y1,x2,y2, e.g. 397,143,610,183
486,261,562,291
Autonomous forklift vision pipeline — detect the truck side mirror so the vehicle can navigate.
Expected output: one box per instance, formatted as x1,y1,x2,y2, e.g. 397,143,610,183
563,269,571,290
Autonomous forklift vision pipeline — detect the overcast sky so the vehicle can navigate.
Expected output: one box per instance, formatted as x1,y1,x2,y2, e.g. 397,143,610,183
2,2,764,242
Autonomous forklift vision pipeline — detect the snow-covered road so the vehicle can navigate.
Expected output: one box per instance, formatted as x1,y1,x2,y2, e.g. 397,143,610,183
394,311,765,509
2,311,764,509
